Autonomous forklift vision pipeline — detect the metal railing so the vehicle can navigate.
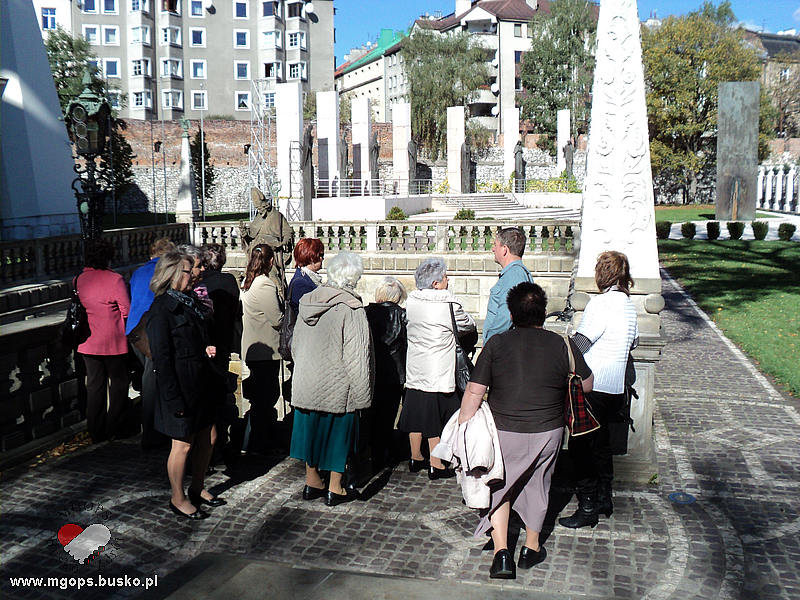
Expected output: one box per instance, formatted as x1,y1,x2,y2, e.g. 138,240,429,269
315,179,433,198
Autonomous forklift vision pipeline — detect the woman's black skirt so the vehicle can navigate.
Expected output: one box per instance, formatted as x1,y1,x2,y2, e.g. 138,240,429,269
397,388,460,439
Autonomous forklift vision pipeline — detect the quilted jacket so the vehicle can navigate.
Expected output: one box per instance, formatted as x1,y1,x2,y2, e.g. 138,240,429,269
291,285,374,414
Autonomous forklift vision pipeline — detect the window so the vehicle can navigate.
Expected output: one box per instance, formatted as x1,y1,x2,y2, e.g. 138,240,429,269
161,0,178,12
190,27,206,46
103,58,120,77
131,0,149,11
262,1,279,17
103,25,119,45
190,59,206,78
132,90,152,108
162,26,181,45
162,90,183,109
107,92,121,108
233,29,249,48
287,2,302,18
514,77,522,92
514,23,522,37
130,25,151,44
514,50,522,64
103,0,117,13
264,61,281,78
236,91,250,110
83,0,97,13
41,8,56,30
131,58,151,76
288,61,306,80
192,90,207,110
264,92,275,108
234,61,249,79
83,25,99,45
262,30,281,48
780,67,791,81
234,0,248,18
161,58,183,77
88,59,100,73
190,0,203,15
288,31,305,49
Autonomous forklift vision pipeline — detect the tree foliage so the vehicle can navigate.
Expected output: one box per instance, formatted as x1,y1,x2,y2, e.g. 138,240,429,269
642,11,774,202
401,29,489,159
97,120,136,194
767,52,800,137
190,129,216,201
518,0,597,137
44,26,107,113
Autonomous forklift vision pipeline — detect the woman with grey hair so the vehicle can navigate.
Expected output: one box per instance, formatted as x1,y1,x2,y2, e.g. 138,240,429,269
289,251,374,506
399,257,476,480
177,243,213,316
365,277,408,471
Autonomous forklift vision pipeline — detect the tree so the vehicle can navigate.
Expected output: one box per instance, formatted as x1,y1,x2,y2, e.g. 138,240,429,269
401,29,489,159
190,128,216,202
767,52,800,137
642,10,774,203
96,119,136,194
518,0,597,137
44,26,106,113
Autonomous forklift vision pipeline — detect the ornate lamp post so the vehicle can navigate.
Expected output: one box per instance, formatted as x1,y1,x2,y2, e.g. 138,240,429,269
65,71,112,241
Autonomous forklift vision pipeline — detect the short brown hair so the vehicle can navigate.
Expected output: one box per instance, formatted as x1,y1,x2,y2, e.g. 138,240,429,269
293,237,324,267
594,251,634,295
496,227,526,258
149,237,175,258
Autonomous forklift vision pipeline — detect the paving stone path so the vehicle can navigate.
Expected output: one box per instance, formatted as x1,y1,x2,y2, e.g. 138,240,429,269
1,273,799,599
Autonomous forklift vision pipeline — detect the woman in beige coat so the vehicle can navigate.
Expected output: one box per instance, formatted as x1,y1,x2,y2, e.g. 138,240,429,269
241,244,283,453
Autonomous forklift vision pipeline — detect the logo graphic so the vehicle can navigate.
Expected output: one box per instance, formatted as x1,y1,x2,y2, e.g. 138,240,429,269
57,523,111,564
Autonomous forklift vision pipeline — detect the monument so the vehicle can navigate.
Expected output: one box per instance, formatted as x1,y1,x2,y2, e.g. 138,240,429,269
175,118,199,223
715,81,760,221
300,124,314,218
557,109,571,175
513,141,526,192
392,101,412,195
352,97,372,194
447,106,466,194
502,107,519,182
315,90,340,198
275,82,303,219
563,138,575,179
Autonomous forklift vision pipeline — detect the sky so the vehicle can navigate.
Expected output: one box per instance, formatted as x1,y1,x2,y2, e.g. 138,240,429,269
333,0,800,65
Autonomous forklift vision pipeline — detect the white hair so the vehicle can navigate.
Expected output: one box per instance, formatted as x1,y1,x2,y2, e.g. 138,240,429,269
415,257,447,289
326,251,364,288
375,276,407,304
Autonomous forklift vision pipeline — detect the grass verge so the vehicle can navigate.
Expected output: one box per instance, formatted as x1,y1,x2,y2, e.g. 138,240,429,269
659,240,800,396
655,204,772,223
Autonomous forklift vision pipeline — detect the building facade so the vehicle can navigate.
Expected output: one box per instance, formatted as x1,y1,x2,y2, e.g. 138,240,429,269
32,0,334,120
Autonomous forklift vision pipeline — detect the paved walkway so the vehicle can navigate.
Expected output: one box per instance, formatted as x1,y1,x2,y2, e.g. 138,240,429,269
2,274,800,599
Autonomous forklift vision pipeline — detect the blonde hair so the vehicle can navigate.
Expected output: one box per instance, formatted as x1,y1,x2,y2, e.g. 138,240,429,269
150,250,189,296
374,276,407,304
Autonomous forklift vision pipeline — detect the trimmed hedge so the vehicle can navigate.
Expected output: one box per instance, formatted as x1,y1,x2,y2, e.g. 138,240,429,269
454,208,476,220
727,221,745,240
751,221,769,240
681,222,696,239
656,221,672,239
707,221,720,240
778,223,797,241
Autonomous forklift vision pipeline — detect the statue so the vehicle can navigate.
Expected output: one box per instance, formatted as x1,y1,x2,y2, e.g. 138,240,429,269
460,142,471,194
239,187,293,300
369,137,380,194
339,133,349,177
563,138,575,179
513,140,526,191
408,137,418,189
301,124,315,207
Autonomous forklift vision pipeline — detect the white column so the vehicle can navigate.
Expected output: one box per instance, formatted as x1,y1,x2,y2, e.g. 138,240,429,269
765,167,774,210
276,82,303,213
556,108,571,174
316,90,340,198
787,166,797,213
393,101,411,195
352,97,372,190
775,168,785,211
503,106,519,181
175,128,198,223
447,106,465,194
756,166,764,208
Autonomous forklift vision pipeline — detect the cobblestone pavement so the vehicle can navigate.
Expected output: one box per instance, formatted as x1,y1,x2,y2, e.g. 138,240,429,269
2,272,800,599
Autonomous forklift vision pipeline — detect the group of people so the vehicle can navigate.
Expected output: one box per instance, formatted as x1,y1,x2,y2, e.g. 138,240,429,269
73,227,639,578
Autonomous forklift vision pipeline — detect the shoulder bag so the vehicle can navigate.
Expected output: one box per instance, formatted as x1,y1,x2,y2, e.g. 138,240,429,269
278,278,297,361
562,335,601,437
127,311,151,359
449,303,474,396
61,273,90,349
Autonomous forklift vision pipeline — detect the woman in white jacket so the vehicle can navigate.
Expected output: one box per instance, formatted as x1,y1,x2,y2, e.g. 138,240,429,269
399,257,476,480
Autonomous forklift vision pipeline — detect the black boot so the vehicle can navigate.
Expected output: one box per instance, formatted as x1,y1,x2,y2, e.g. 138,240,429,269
596,480,613,518
558,493,599,529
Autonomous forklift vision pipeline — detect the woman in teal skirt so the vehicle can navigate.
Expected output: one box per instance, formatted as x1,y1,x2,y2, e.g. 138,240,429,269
289,251,374,507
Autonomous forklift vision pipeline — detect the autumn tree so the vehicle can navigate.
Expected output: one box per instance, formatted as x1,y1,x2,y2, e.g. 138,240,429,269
401,29,489,159
768,52,800,137
518,0,597,137
190,129,216,202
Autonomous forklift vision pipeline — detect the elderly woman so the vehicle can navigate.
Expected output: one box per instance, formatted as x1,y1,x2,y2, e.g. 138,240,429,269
147,250,224,520
289,237,325,312
399,257,476,480
459,282,593,579
289,251,374,506
559,251,638,529
365,276,408,471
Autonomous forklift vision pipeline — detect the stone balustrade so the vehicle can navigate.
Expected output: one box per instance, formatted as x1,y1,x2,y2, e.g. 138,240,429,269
757,165,799,214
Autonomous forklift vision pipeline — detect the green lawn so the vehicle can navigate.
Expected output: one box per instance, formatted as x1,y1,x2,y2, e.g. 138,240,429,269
103,212,248,228
655,205,772,223
659,240,800,396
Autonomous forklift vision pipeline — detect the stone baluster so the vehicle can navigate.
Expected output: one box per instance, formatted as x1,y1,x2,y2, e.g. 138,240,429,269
757,166,764,209
365,224,378,252
765,168,775,209
787,167,797,213
434,224,448,252
776,168,785,212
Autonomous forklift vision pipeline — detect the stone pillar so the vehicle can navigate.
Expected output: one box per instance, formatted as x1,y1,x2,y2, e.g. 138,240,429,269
175,123,198,223
776,168,785,212
352,97,371,193
574,0,663,483
756,166,764,208
765,168,774,209
556,109,571,175
316,90,339,198
447,106,465,194
503,107,519,181
276,82,303,216
787,166,796,212
393,102,411,195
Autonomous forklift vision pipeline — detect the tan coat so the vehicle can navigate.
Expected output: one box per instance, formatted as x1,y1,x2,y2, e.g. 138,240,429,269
241,274,283,362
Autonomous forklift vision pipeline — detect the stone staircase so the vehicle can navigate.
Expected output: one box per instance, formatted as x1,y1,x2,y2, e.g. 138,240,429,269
416,193,580,221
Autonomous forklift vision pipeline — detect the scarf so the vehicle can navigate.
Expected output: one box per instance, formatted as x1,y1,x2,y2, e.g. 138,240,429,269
167,289,204,319
301,266,323,287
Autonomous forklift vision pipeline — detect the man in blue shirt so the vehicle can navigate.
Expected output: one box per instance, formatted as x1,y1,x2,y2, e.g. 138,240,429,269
483,227,533,343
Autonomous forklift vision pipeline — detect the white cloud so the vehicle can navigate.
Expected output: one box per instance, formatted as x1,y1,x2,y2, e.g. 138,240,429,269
794,6,800,22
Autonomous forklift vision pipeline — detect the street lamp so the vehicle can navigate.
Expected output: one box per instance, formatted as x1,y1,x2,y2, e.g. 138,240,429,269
65,70,112,241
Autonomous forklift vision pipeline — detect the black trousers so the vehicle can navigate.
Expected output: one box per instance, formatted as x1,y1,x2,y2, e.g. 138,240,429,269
131,346,167,449
568,390,626,494
81,354,130,443
368,383,404,470
242,360,281,452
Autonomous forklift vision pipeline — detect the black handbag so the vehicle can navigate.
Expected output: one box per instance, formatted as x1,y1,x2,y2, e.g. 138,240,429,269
278,279,297,361
62,273,90,348
449,303,474,396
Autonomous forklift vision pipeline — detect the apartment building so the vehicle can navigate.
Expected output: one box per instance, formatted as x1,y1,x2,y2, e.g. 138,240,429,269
32,0,334,120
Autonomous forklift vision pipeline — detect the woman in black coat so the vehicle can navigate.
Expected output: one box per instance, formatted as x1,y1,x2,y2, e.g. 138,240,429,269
147,250,225,520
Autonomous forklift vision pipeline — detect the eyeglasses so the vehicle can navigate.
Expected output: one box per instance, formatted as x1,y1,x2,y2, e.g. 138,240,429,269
182,270,192,274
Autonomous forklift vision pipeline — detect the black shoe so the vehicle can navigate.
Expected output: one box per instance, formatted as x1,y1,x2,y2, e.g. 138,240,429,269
187,489,226,507
408,458,429,473
596,481,613,518
489,549,516,579
325,489,358,507
518,545,547,569
169,501,209,520
558,493,599,529
302,485,326,501
428,466,456,480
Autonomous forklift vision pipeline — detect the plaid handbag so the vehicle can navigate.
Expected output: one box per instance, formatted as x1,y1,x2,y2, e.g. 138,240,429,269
562,335,601,437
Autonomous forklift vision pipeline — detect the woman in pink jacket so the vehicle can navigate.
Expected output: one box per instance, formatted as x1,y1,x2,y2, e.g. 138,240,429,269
76,240,131,442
